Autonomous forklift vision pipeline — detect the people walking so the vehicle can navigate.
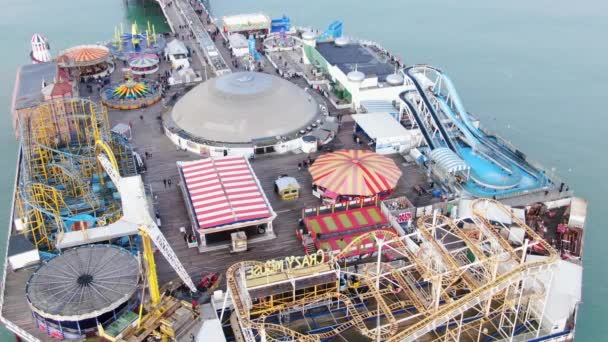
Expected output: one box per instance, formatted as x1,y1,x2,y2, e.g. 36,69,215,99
163,179,167,188
140,114,144,121
168,178,172,186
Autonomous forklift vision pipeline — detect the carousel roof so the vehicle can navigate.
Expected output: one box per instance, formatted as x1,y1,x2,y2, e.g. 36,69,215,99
57,44,109,66
111,79,152,99
26,245,140,321
128,53,160,68
309,149,402,197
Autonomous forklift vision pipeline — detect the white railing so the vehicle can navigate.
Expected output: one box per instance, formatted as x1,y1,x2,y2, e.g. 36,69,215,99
0,146,41,342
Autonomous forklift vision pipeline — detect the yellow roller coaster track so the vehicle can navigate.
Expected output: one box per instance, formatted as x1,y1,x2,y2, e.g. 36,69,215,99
226,199,559,341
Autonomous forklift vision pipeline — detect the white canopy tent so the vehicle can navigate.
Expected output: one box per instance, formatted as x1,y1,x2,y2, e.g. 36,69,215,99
351,112,413,155
222,13,271,34
527,255,582,334
112,123,132,140
165,39,190,69
228,33,249,57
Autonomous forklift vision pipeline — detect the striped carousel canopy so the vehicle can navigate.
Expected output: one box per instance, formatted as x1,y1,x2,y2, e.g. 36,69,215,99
309,149,402,197
57,44,109,66
128,53,160,68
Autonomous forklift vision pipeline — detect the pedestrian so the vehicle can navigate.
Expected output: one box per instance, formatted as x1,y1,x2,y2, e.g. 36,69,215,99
298,162,302,171
145,151,149,159
168,178,172,186
140,114,144,121
128,121,133,129
163,179,167,188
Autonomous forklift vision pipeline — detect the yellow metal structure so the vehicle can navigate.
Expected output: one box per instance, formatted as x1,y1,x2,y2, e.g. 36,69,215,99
226,200,559,341
140,227,161,307
17,98,127,250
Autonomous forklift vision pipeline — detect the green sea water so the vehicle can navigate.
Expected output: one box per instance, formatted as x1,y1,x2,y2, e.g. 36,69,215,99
1,0,606,340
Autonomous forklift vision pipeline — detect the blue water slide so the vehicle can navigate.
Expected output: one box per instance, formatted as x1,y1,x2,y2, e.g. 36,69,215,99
436,97,478,149
438,72,539,177
404,67,458,152
399,91,436,150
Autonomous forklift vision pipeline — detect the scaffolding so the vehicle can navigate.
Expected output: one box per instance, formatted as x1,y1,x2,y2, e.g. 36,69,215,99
17,98,134,251
225,199,558,341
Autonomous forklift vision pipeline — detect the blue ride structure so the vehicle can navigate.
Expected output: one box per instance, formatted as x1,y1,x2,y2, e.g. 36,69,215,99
400,65,549,197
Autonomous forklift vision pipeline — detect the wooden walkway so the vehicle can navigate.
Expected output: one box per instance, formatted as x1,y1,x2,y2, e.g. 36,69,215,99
1,8,435,340
107,89,437,285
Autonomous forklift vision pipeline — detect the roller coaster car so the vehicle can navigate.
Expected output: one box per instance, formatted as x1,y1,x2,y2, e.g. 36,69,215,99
197,273,220,292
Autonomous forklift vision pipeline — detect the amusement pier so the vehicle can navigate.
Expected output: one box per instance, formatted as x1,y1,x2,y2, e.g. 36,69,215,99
1,0,585,341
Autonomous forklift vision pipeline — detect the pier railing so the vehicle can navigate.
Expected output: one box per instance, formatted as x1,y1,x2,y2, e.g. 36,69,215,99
0,146,41,342
174,0,231,75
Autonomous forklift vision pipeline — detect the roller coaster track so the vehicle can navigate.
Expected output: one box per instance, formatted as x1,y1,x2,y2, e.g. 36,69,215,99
227,200,558,341
404,66,458,152
384,200,558,341
409,65,542,179
400,90,436,150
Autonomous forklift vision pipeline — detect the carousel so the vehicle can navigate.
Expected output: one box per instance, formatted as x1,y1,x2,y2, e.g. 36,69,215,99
309,149,402,203
107,21,166,60
128,53,160,75
263,30,303,51
100,77,162,110
56,45,114,80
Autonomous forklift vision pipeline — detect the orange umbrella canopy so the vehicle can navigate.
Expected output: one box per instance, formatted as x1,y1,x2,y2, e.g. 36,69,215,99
57,45,109,66
309,149,402,197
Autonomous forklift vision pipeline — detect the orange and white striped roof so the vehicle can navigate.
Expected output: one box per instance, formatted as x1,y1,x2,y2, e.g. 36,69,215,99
309,149,402,197
57,45,109,65
179,156,273,229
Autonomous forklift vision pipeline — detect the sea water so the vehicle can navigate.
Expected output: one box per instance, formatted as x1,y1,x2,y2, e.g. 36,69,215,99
0,0,606,340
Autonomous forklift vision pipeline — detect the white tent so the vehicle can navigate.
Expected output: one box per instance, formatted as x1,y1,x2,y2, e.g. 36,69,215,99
228,33,249,57
165,40,190,69
568,197,587,229
112,123,132,140
351,112,413,155
527,255,582,334
457,199,513,224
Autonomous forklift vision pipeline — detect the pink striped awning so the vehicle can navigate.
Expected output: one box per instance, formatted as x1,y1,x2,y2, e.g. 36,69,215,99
179,157,273,229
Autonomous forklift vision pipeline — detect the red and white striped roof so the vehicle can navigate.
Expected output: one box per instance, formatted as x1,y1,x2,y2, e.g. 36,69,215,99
180,157,273,230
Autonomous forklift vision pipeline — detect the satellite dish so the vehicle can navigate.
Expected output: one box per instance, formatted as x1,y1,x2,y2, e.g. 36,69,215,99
334,36,349,47
347,70,365,83
386,73,404,86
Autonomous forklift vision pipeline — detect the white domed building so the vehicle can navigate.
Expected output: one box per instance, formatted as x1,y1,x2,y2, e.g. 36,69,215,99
164,71,330,157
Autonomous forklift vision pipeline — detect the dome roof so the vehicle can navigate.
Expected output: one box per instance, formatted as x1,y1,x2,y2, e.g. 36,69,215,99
386,73,404,86
171,72,318,143
128,53,159,68
335,37,349,47
26,245,139,321
347,70,365,83
309,149,402,197
57,45,109,66
302,31,316,40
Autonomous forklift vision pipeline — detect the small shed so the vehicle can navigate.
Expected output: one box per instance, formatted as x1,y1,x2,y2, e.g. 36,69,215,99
351,112,412,155
274,176,300,200
222,13,271,35
112,123,132,140
568,197,587,229
8,235,40,270
228,33,249,57
165,39,190,69
360,100,400,121
429,147,470,184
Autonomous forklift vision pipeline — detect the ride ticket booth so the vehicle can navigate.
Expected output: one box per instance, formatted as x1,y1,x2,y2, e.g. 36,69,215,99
274,176,300,200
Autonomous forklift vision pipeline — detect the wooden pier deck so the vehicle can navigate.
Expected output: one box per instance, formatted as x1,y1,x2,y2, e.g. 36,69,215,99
1,4,437,340
106,91,437,285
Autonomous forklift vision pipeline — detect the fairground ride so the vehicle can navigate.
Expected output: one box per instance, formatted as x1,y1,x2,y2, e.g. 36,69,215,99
224,199,558,341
